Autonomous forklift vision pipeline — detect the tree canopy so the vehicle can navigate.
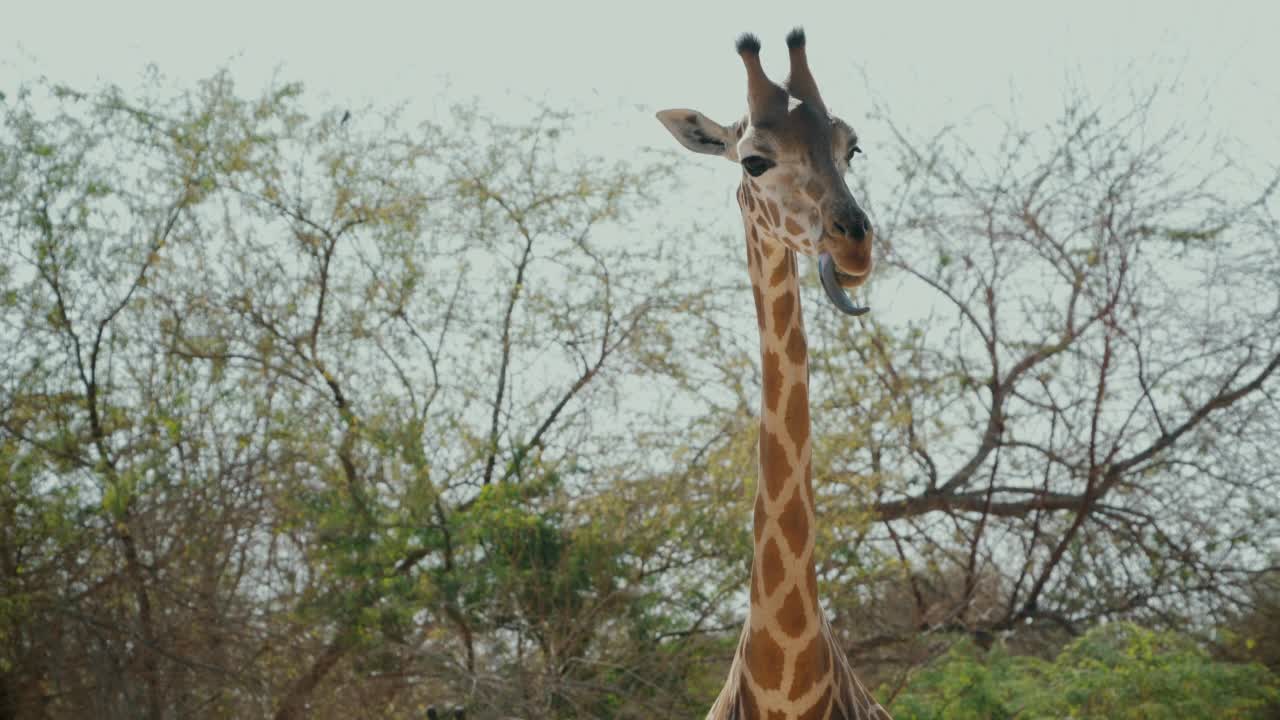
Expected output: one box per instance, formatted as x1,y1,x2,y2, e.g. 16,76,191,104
1,71,1278,719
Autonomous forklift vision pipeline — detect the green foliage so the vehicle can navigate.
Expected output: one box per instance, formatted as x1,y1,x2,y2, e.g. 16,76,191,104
892,624,1280,719
4,63,1276,720
0,70,743,718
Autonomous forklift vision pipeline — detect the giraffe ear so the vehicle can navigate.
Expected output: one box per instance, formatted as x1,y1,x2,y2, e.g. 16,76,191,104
656,109,737,160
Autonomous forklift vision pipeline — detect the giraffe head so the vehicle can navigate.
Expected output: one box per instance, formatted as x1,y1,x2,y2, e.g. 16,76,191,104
658,28,873,314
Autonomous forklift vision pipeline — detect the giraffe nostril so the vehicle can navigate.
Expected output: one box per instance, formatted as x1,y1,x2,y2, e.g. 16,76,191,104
832,214,869,242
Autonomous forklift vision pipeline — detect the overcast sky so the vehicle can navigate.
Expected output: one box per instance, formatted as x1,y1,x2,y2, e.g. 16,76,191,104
4,0,1277,324
4,0,1276,145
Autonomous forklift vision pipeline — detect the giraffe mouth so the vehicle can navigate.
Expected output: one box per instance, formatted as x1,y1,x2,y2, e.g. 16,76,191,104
818,253,870,316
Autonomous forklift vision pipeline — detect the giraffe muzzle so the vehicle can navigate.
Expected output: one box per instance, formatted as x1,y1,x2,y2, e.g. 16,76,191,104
818,253,870,316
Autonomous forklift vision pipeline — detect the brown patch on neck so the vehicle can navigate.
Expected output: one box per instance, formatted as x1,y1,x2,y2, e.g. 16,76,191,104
785,381,811,448
745,626,785,691
760,538,786,596
788,634,831,701
778,486,810,556
799,685,834,720
762,350,783,412
769,255,791,287
786,326,807,364
759,431,792,501
771,290,796,336
777,586,810,637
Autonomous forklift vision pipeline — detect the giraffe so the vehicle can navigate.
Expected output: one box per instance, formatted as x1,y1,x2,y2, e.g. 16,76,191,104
657,29,891,720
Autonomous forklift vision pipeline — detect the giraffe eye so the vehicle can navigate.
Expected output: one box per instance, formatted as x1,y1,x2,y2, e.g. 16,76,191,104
845,145,862,162
741,156,775,177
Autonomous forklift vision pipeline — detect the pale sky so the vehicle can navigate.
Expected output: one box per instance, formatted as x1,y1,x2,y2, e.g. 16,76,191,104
4,0,1278,325
4,0,1276,149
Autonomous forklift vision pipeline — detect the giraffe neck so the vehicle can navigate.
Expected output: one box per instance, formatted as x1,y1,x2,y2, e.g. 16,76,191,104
737,191,830,709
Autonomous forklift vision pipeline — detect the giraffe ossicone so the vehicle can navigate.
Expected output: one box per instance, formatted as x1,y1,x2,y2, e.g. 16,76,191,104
658,27,891,720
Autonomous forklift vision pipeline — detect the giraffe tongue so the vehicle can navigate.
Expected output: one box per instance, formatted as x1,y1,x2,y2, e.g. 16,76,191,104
818,253,871,316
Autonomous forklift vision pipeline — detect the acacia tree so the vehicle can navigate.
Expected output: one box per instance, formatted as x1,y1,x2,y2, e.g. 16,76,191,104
4,69,1278,720
802,85,1280,669
0,74,755,719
